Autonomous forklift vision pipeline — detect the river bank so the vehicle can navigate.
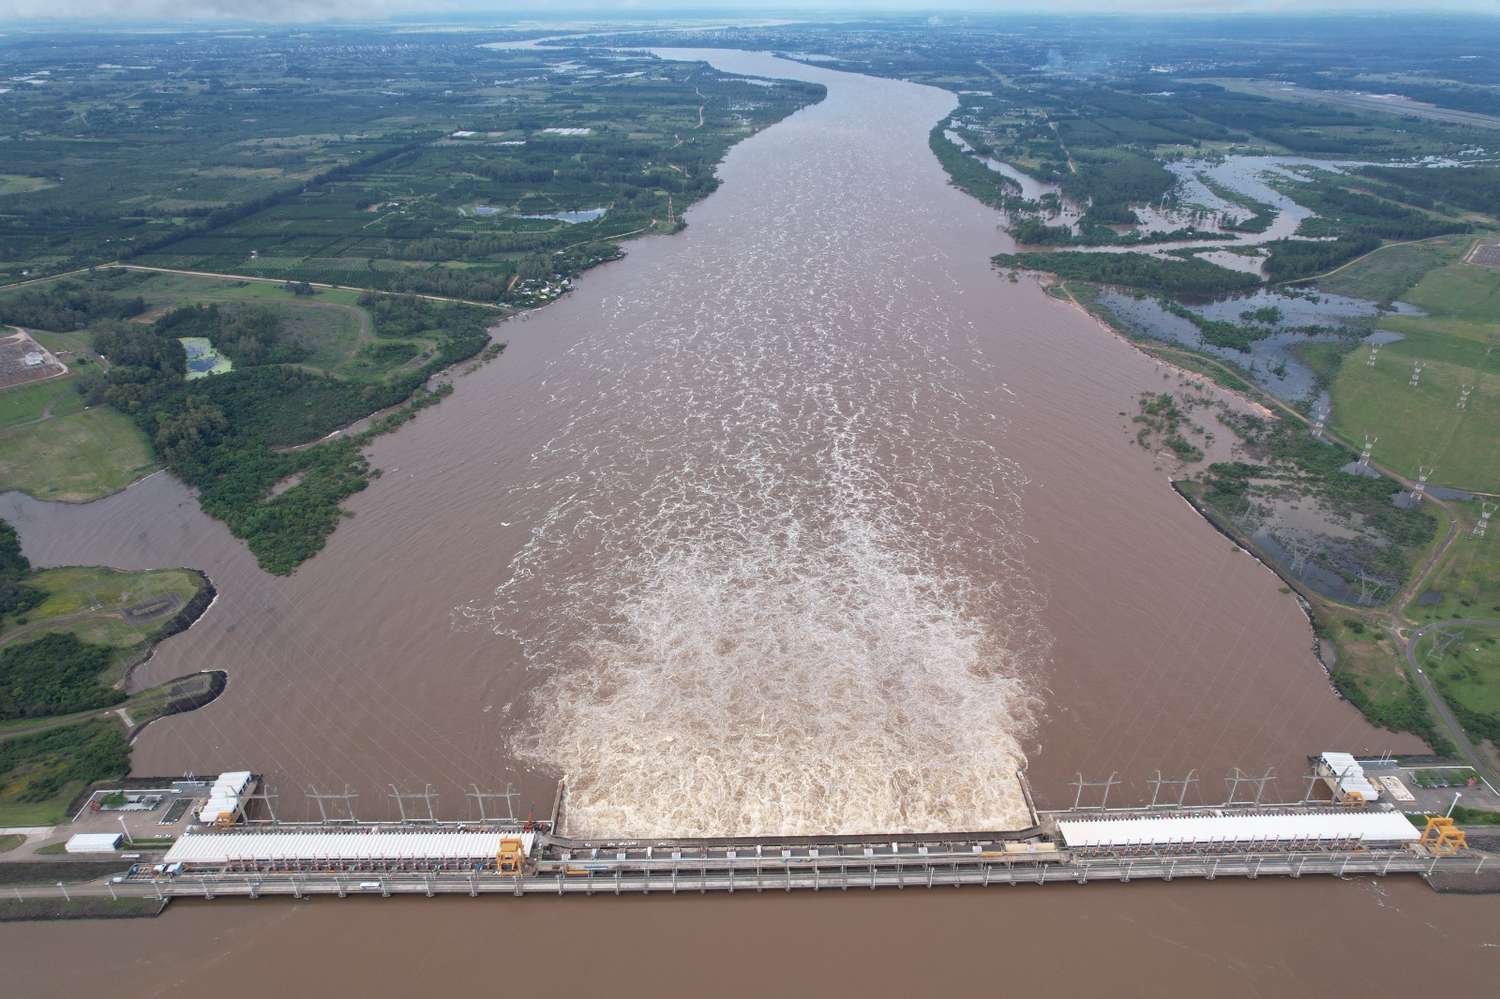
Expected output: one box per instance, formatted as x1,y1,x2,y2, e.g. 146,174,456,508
2,41,1487,990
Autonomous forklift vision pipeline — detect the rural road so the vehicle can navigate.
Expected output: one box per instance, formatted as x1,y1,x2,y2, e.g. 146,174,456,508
1402,618,1500,791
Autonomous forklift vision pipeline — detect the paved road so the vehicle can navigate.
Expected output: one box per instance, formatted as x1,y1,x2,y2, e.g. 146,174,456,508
1402,618,1500,790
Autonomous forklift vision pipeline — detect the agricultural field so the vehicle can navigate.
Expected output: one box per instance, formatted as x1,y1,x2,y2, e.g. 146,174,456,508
1318,236,1500,493
0,30,822,302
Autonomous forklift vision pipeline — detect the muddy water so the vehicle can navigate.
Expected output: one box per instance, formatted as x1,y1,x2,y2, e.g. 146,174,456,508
2,48,1476,989
7,879,1499,999
9,49,1414,819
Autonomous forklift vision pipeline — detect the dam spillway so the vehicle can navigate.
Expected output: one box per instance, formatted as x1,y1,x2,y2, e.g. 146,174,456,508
78,769,1484,903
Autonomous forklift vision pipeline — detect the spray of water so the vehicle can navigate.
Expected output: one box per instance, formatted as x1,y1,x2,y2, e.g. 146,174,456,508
456,66,1048,838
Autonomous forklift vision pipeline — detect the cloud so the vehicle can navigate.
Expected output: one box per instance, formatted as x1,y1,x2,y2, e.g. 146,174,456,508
0,0,1492,24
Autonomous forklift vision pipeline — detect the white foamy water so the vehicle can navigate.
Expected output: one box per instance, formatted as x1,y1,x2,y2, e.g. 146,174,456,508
456,52,1048,838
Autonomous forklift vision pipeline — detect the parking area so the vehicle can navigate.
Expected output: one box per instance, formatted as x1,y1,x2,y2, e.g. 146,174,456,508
1364,762,1500,816
26,780,216,858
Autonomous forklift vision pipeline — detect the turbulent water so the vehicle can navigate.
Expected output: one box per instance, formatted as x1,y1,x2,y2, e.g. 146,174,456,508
4,49,1420,841
4,46,1487,998
456,63,1044,837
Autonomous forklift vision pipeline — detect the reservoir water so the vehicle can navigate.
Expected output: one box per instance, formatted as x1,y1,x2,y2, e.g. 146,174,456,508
2,51,1491,992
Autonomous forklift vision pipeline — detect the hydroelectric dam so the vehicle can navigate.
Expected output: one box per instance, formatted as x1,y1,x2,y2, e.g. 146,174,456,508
45,753,1495,905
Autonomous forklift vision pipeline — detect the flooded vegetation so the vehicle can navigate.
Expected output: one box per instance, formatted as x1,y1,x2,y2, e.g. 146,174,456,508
2,11,1498,995
1093,287,1420,408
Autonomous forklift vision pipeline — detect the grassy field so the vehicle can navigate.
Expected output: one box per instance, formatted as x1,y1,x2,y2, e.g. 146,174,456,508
0,376,158,503
1319,236,1500,493
1416,624,1500,742
1410,501,1500,625
1320,613,1453,751
0,566,204,666
0,269,395,504
1317,236,1467,303
0,377,80,427
0,897,162,922
57,269,426,382
0,834,23,853
0,175,57,197
0,719,127,826
127,271,374,364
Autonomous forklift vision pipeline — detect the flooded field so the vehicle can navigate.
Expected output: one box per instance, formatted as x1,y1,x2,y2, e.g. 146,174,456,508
1096,287,1420,409
2,48,1487,993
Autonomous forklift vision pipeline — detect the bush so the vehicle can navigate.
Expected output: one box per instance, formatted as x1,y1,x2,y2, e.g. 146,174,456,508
0,633,123,720
0,520,43,618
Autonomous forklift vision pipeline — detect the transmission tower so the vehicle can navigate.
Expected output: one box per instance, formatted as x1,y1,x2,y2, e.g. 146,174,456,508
1457,385,1473,411
1427,629,1464,663
306,785,359,824
244,783,280,825
1410,466,1434,505
1069,772,1121,811
1224,766,1277,807
466,784,519,824
1357,433,1378,470
388,784,440,824
1366,344,1381,367
1147,769,1199,809
1288,538,1310,575
1310,404,1328,439
1232,497,1261,536
1300,767,1327,804
1474,503,1496,540
1409,361,1425,388
1355,570,1391,607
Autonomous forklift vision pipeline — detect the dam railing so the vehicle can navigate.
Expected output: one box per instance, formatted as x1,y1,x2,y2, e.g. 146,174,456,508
102,847,1484,900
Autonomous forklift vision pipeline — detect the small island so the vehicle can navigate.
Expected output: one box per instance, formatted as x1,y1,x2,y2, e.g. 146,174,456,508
0,518,222,830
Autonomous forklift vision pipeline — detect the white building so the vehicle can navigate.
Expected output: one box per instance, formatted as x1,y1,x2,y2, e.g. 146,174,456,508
65,832,123,853
1317,752,1383,803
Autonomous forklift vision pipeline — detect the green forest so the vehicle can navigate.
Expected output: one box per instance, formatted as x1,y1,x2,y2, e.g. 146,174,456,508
81,293,495,573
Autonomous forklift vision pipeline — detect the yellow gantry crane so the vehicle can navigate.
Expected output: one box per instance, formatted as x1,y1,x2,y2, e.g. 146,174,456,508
497,836,527,875
1419,816,1468,856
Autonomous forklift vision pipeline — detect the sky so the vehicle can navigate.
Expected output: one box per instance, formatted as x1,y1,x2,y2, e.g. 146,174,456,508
0,0,1494,25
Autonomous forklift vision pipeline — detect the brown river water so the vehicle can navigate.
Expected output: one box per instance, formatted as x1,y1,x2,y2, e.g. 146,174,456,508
1,51,1492,994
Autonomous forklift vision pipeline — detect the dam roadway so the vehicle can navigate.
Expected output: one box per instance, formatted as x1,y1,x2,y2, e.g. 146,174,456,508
20,794,1490,904
31,848,1486,904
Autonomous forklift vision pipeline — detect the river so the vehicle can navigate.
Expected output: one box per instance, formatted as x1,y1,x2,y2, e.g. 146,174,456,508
1,50,1492,993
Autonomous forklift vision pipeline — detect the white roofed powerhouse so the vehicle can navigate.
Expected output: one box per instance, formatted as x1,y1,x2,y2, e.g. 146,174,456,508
1057,809,1419,848
164,831,537,867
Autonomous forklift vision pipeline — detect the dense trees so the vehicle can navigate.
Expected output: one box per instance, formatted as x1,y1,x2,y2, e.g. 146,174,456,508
1360,165,1500,220
0,633,123,721
91,322,185,411
0,520,43,618
1293,183,1469,241
0,719,130,804
993,251,1260,297
1062,149,1175,222
88,294,495,573
1262,236,1381,282
0,281,145,331
927,126,1017,210
154,304,309,367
